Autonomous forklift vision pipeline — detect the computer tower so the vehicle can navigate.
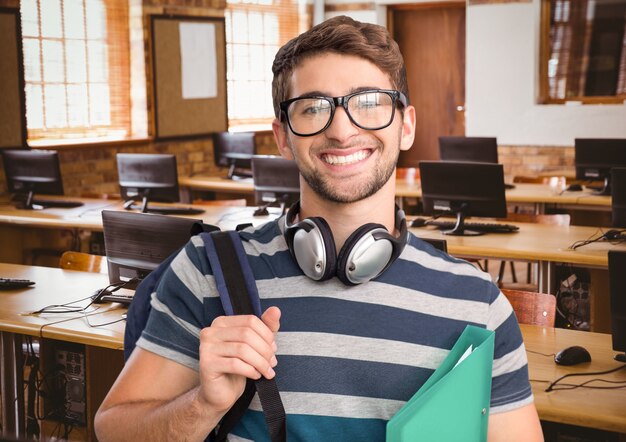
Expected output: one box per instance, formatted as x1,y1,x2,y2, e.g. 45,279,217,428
55,347,86,425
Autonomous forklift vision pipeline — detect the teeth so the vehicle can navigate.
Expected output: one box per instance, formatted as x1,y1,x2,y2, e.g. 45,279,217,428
323,150,370,165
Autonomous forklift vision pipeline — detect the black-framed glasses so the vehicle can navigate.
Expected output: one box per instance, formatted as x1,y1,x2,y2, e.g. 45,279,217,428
279,89,408,137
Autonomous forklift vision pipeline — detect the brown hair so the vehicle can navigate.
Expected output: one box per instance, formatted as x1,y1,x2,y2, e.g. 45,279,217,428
271,15,409,119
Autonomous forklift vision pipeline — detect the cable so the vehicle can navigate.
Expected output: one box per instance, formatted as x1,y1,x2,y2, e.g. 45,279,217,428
544,363,626,392
30,278,138,315
569,228,626,250
526,349,556,358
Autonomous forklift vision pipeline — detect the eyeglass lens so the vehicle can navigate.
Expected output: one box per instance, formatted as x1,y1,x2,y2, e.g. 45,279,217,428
286,91,395,135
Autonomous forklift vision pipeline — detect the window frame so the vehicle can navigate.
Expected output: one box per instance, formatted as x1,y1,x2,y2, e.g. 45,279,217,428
539,0,626,104
21,0,131,142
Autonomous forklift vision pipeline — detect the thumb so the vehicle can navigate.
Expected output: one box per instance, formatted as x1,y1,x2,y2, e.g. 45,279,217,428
261,306,281,334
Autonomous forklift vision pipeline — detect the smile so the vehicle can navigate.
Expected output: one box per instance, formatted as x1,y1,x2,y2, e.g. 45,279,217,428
322,149,371,165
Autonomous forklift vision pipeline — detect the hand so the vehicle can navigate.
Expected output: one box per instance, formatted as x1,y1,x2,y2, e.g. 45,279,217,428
197,307,281,412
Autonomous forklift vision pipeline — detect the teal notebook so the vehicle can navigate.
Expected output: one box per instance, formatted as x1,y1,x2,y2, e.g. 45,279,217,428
386,325,495,442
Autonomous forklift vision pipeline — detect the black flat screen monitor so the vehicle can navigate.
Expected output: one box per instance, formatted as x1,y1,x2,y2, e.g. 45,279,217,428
117,153,204,215
608,250,626,362
439,136,498,163
251,155,300,214
612,168,626,228
2,149,83,209
419,161,507,236
575,138,626,195
213,132,255,179
102,210,204,289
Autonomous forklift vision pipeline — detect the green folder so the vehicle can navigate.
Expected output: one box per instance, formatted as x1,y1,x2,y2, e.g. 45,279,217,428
386,325,495,442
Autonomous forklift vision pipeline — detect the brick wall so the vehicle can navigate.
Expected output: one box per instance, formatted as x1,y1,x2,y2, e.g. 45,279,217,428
0,132,280,197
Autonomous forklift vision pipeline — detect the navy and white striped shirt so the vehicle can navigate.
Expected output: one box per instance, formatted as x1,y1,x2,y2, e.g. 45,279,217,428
137,218,533,441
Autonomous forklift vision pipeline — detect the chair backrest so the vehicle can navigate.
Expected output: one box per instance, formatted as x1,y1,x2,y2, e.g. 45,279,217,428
501,288,556,327
59,251,107,274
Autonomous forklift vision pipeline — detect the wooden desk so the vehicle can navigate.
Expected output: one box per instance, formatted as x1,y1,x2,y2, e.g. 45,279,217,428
396,180,611,212
412,221,626,332
0,198,280,264
0,263,126,439
178,176,255,203
179,176,612,213
1,265,624,437
522,324,626,434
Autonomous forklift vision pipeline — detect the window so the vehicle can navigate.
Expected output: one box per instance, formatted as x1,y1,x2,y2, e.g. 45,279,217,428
20,0,130,142
540,0,626,103
225,0,310,130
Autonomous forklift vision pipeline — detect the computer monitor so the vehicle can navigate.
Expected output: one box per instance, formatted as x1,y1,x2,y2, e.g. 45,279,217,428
612,168,626,228
251,155,300,214
575,138,626,195
608,250,626,362
102,210,203,289
213,132,256,179
438,136,498,163
117,153,204,215
419,161,507,236
1,149,83,209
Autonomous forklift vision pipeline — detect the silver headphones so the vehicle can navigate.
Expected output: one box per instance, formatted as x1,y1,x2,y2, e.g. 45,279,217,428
284,202,408,285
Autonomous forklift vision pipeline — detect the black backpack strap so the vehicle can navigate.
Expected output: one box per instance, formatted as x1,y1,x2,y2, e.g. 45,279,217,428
201,231,287,442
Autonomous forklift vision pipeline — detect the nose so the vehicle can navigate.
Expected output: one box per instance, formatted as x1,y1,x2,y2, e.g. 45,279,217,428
323,106,360,142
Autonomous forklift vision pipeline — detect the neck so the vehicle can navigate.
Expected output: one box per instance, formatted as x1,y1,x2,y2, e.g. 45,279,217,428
298,177,398,251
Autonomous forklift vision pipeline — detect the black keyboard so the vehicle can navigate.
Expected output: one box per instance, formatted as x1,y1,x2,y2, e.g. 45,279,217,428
425,220,519,233
0,278,36,290
32,199,84,208
100,292,134,305
125,203,205,216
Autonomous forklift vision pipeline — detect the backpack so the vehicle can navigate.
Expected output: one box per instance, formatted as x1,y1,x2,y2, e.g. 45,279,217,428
123,225,286,442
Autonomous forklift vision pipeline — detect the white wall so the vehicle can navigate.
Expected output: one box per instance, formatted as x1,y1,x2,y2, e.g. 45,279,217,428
466,1,626,146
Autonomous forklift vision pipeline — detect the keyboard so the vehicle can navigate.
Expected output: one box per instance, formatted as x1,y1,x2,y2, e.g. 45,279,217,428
424,220,520,233
33,199,84,208
0,278,36,290
125,203,205,216
100,292,134,305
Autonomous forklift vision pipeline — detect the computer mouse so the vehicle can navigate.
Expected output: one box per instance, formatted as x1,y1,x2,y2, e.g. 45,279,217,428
554,345,591,365
411,217,427,227
567,183,583,191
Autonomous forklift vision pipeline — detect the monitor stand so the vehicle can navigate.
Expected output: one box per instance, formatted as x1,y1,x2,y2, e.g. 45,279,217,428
442,211,484,237
587,177,611,196
123,196,205,216
15,191,83,210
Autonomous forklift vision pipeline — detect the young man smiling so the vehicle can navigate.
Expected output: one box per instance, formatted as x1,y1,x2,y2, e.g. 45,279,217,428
95,16,543,441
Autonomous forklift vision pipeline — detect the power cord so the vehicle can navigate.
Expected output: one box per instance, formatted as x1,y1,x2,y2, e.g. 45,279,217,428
569,228,626,250
30,278,138,315
541,363,626,392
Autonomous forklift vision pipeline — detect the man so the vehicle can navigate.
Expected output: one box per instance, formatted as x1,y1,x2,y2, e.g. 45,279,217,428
95,16,543,441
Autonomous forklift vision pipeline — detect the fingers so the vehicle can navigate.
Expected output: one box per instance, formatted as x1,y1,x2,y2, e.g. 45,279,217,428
262,306,281,334
203,312,280,380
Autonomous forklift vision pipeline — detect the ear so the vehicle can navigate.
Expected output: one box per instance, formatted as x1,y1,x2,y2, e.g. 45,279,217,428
272,118,295,160
399,105,416,152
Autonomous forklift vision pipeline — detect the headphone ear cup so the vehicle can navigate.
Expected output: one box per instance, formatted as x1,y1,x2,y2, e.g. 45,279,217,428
337,223,394,285
290,217,337,281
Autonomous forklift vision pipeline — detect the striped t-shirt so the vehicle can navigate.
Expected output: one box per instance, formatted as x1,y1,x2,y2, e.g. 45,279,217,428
137,218,533,441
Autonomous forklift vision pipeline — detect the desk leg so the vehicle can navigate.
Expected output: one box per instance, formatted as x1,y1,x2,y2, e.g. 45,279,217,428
0,332,25,438
538,261,554,294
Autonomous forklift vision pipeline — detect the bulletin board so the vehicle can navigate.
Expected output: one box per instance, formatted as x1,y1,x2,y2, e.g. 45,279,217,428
150,15,228,139
0,8,28,149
